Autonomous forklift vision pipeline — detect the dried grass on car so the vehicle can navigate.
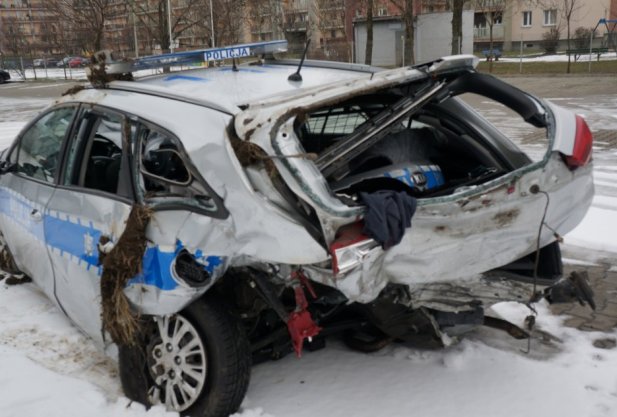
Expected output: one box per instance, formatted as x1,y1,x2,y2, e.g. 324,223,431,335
100,204,152,346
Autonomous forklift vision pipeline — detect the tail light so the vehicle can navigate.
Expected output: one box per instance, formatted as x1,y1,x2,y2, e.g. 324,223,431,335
563,115,593,169
330,222,378,275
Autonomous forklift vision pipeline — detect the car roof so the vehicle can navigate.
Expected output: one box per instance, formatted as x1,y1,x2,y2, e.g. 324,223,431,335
110,61,377,114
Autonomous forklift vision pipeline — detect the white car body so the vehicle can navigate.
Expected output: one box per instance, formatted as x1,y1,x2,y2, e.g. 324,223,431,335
0,46,595,416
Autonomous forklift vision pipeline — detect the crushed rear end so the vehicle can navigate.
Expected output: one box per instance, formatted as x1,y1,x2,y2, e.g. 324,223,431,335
230,56,594,348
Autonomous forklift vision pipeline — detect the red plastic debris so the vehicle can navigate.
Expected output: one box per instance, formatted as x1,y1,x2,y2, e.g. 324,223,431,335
287,309,322,358
292,269,317,299
287,280,321,358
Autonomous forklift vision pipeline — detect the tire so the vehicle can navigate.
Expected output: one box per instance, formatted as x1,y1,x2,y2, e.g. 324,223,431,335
119,296,251,417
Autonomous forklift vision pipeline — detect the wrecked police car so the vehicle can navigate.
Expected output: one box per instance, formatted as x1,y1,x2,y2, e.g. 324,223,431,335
0,41,594,416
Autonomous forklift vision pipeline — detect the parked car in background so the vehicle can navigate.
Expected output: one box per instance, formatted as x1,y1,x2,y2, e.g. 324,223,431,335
0,42,595,417
68,56,89,68
0,69,10,84
57,56,89,68
34,58,58,68
56,57,71,67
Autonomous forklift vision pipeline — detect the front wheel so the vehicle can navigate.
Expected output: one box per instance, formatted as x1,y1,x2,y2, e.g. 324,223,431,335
119,297,251,417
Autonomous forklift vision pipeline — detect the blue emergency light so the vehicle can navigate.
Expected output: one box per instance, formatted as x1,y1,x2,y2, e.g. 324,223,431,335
102,40,288,74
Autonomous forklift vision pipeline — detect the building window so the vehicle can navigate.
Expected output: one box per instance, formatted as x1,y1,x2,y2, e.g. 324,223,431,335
543,9,556,26
377,7,387,17
522,11,532,27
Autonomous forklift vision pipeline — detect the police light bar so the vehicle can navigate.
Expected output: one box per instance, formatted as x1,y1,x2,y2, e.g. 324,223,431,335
102,40,288,74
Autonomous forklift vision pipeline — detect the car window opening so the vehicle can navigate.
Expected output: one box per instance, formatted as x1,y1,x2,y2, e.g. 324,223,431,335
296,86,535,202
15,107,76,184
82,115,124,194
60,110,134,199
138,126,216,211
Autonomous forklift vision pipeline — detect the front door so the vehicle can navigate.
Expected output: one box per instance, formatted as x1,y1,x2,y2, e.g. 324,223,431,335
0,106,78,300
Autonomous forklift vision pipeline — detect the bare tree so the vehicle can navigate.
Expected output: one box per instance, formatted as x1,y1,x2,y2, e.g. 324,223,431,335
45,0,126,53
365,0,374,64
537,0,584,73
246,0,284,42
211,0,247,46
128,0,205,53
0,15,30,77
314,0,350,61
450,0,468,54
473,0,507,72
389,0,415,65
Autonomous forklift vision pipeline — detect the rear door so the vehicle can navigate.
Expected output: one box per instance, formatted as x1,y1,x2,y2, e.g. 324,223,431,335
47,107,134,341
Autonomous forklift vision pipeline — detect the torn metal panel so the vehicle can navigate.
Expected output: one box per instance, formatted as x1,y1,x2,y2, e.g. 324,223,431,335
403,276,535,312
312,159,592,304
61,89,329,266
237,83,593,303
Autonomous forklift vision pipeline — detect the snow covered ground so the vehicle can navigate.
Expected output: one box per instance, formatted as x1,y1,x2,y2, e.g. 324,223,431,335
5,66,197,82
500,52,617,63
0,84,616,417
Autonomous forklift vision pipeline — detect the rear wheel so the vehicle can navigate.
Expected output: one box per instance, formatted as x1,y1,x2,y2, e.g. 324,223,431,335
119,297,251,417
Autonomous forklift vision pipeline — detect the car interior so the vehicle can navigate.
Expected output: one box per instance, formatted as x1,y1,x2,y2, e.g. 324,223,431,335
78,116,124,194
296,95,510,200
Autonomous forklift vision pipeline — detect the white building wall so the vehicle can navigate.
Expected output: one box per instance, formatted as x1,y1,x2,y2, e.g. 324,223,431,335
415,11,474,63
354,20,403,66
354,11,474,67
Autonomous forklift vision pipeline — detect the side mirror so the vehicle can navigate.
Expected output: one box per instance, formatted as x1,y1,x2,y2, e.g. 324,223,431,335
0,160,15,175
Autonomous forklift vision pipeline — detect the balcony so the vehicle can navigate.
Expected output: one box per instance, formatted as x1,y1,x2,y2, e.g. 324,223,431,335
474,25,504,40
285,22,307,32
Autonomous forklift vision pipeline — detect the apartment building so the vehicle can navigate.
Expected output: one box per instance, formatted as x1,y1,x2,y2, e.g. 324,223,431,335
0,0,54,59
0,0,130,60
473,0,614,52
247,0,350,59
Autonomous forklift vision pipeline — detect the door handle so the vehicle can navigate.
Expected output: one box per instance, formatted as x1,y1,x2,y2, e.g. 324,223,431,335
30,209,43,222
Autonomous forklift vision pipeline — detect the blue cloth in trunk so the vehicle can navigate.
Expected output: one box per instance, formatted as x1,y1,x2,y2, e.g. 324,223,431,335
360,191,417,249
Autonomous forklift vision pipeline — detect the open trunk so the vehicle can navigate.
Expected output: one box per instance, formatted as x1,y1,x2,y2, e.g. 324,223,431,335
296,90,532,201
234,59,593,304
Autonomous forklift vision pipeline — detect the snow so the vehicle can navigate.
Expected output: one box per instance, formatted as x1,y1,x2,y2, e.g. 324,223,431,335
239,302,617,417
0,89,616,417
0,284,176,417
1,278,616,417
566,197,617,252
500,52,617,63
5,67,188,82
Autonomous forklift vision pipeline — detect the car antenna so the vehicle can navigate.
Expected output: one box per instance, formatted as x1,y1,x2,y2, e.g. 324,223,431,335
288,39,311,82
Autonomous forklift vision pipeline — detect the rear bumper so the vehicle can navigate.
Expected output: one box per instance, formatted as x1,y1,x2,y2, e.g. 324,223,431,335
305,156,594,303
